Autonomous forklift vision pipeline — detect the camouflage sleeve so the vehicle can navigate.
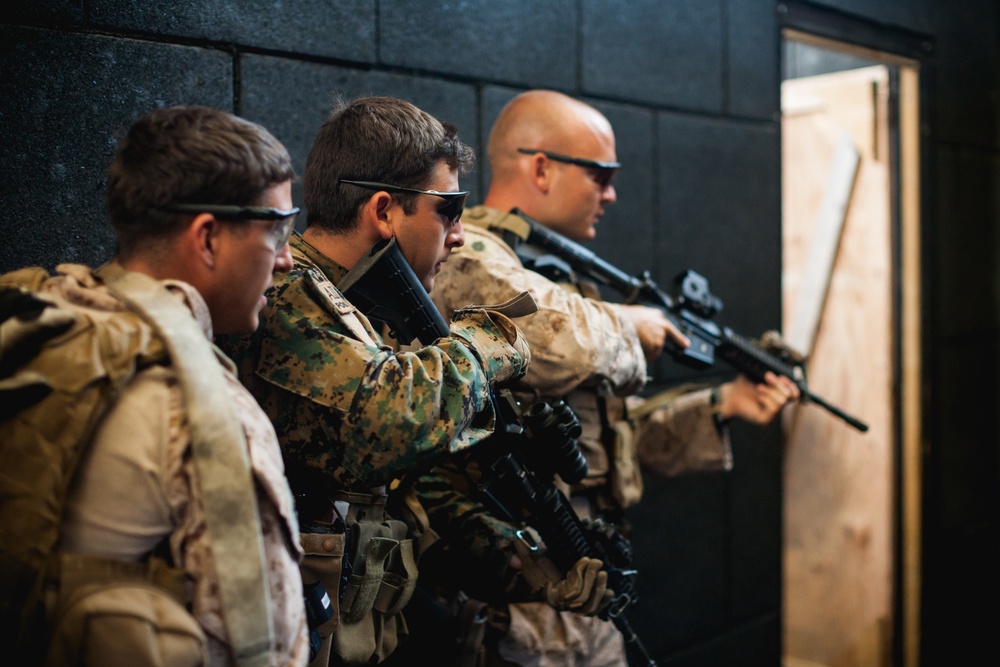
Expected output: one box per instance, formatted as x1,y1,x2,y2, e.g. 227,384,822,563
410,460,523,605
252,273,507,491
627,387,733,477
431,226,646,399
449,308,530,386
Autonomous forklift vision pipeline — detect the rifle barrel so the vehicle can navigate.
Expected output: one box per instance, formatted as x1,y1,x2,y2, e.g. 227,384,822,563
800,390,870,432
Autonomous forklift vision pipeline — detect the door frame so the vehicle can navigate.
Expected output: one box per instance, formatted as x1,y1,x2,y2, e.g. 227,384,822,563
777,3,933,666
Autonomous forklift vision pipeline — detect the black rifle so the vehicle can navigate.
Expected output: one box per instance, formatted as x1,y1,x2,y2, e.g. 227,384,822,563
339,236,451,346
470,388,658,667
509,209,869,433
339,236,659,667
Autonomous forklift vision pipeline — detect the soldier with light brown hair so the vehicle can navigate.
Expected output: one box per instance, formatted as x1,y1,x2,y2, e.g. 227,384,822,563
219,95,544,667
1,105,308,666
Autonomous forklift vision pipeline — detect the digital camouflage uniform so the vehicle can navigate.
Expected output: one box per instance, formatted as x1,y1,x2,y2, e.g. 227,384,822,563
223,233,529,496
419,206,733,667
220,233,531,665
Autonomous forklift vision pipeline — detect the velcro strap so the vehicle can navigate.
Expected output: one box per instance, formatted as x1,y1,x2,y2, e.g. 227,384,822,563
374,538,417,616
462,290,538,319
340,536,398,623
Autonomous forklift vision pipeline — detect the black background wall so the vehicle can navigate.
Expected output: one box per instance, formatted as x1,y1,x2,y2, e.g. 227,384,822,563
2,1,997,665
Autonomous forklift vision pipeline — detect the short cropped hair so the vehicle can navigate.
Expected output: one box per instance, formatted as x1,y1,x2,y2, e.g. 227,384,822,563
107,105,295,256
303,96,474,233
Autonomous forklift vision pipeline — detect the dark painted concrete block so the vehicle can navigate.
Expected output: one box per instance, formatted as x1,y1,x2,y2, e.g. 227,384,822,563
656,112,782,337
6,0,83,23
728,0,779,120
240,55,479,218
728,421,783,619
380,0,576,90
0,26,233,274
582,0,723,111
626,473,729,653
90,0,376,62
588,100,658,277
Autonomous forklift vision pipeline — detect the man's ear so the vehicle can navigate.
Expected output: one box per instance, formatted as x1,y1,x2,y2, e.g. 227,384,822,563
185,213,222,269
363,191,397,240
529,154,553,194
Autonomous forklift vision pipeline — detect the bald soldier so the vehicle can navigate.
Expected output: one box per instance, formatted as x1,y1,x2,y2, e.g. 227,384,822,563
407,90,800,667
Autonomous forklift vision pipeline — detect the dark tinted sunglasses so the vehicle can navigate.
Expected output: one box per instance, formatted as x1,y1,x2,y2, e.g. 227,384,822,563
160,203,300,248
339,178,470,224
516,147,621,189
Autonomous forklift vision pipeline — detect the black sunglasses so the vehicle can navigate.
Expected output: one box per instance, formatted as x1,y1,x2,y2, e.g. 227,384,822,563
516,148,621,189
160,203,300,248
339,178,470,224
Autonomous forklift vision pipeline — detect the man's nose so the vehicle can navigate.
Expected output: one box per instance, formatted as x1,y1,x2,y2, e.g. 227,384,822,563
448,220,466,248
274,241,294,272
602,183,617,205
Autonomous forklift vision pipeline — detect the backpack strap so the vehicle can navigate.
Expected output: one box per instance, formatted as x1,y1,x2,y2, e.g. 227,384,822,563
100,264,274,667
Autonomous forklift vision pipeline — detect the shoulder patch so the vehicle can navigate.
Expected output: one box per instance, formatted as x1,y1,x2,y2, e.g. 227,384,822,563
304,268,356,316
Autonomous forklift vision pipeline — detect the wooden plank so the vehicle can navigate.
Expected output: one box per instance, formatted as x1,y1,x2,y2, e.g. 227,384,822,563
786,131,860,357
781,65,894,667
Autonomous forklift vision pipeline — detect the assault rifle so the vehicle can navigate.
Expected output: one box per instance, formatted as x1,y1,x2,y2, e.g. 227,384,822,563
509,209,869,433
470,388,658,667
339,236,660,667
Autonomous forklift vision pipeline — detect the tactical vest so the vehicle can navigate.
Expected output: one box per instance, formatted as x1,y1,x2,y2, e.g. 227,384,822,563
473,210,646,514
0,264,273,667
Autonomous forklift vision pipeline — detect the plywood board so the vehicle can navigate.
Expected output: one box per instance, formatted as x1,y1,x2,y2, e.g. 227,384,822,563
781,65,895,667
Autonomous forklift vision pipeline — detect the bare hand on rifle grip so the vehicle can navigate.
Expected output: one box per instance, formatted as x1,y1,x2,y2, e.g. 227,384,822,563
716,372,800,426
620,304,690,363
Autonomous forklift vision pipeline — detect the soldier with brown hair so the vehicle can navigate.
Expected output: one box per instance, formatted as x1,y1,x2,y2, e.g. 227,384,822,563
0,105,308,666
219,96,594,667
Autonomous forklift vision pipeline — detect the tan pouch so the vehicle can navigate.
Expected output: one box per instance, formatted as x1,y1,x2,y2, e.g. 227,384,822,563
45,581,206,667
609,419,643,510
301,531,345,667
300,532,346,638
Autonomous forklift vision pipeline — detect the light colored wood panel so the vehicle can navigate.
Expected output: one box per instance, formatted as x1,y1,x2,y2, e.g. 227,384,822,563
782,65,894,667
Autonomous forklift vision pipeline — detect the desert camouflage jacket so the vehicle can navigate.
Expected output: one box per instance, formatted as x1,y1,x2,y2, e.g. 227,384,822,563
408,207,731,604
430,206,730,488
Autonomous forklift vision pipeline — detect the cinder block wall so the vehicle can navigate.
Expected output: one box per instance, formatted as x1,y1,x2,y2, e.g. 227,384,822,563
2,1,997,665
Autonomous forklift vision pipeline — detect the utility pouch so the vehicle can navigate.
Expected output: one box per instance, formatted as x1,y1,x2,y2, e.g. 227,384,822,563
590,381,644,511
45,553,205,667
330,491,417,665
300,529,345,667
608,419,643,509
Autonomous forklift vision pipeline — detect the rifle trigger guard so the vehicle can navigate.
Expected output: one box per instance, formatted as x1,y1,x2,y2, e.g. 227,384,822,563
515,529,540,552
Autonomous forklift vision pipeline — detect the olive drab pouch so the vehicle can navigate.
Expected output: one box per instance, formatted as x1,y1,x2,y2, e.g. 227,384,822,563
330,491,417,665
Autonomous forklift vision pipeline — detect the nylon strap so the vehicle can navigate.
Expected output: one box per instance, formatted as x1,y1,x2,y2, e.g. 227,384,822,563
100,265,273,667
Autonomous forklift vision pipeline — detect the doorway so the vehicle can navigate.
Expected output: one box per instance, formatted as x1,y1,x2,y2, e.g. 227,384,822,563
780,32,922,667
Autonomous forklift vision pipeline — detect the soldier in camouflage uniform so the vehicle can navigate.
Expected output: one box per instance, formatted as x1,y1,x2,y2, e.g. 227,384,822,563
407,90,802,667
222,96,607,667
2,106,309,666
